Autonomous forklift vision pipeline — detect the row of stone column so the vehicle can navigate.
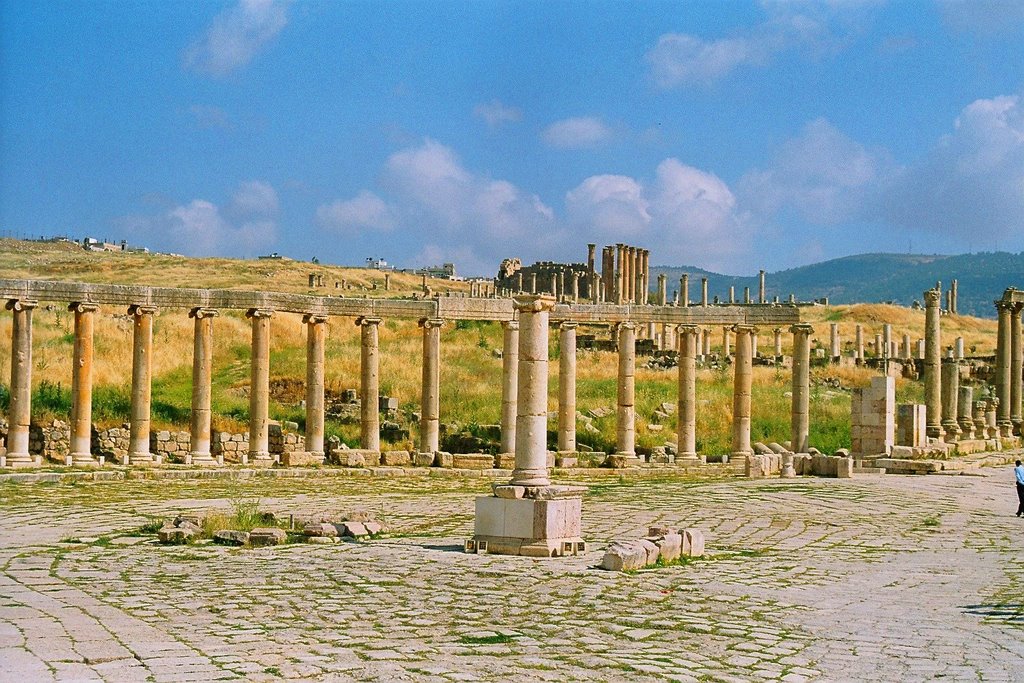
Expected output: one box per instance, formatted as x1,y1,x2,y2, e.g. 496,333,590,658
994,297,1024,436
2,299,450,467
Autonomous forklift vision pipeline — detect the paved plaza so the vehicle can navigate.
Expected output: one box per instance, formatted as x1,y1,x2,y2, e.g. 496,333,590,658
1,466,1023,682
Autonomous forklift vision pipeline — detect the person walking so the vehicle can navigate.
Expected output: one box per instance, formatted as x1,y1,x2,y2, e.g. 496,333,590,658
1016,460,1024,517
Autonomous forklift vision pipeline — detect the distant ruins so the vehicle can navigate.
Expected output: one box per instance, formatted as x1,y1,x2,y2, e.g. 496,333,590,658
495,243,651,304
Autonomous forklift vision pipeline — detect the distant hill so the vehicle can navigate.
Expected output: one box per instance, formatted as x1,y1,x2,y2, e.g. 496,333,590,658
651,252,1024,318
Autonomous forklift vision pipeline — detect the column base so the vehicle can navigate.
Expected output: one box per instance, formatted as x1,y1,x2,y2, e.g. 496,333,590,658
781,453,796,478
127,452,156,466
2,453,37,469
998,422,1014,438
188,452,218,467
509,467,551,486
941,422,962,441
470,489,585,558
676,453,703,466
925,426,945,440
249,452,275,467
70,452,98,467
1013,419,1023,437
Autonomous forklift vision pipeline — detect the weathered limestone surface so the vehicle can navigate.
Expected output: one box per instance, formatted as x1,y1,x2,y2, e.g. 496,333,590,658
852,376,895,458
923,289,944,440
127,305,156,465
732,325,755,463
303,314,327,460
791,324,813,453
4,299,37,466
188,308,218,466
69,303,98,466
419,318,443,454
358,316,382,451
557,322,577,453
499,321,519,455
676,325,699,463
616,322,637,460
246,308,274,465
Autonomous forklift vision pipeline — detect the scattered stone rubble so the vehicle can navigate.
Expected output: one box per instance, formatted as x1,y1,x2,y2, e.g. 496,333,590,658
601,526,705,571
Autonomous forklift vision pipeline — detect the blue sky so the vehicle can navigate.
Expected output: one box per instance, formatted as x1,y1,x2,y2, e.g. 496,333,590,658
2,0,1023,276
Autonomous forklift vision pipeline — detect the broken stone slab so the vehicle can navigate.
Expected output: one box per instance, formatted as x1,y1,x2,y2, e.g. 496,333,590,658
363,521,385,536
647,526,675,537
213,530,249,546
655,533,682,563
412,451,435,467
248,527,288,547
338,521,368,538
173,514,203,528
434,451,454,468
600,541,648,571
638,538,660,565
158,525,197,544
280,451,323,467
452,453,493,470
682,529,705,557
303,522,339,537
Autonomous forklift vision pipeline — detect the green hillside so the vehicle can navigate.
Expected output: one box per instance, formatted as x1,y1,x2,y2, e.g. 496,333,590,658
651,252,1024,318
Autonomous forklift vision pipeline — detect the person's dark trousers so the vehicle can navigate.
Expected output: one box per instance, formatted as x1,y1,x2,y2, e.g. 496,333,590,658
1017,483,1024,516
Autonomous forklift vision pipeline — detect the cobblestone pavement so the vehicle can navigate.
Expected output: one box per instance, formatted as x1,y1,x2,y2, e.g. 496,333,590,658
2,467,1023,682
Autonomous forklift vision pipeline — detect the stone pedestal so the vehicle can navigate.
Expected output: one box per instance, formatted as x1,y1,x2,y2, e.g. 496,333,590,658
471,295,585,557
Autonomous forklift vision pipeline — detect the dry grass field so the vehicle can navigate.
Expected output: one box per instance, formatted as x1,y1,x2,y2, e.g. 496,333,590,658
0,239,1002,455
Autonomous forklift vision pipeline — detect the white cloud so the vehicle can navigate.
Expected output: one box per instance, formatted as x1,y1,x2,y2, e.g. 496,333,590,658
542,117,614,149
565,159,751,272
230,180,279,218
738,118,884,224
883,94,1024,242
645,2,870,88
316,190,396,233
184,0,288,77
118,180,278,257
473,100,522,127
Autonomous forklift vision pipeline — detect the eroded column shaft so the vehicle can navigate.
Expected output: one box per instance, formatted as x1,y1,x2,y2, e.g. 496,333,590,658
924,289,944,439
557,323,577,452
995,300,1013,431
500,321,519,454
247,309,274,462
419,319,443,453
304,315,327,457
359,317,382,451
69,303,98,464
677,325,698,459
731,325,755,458
5,299,37,464
941,358,961,438
616,322,636,455
791,324,813,453
128,305,157,463
189,308,217,464
1012,304,1023,434
511,296,554,487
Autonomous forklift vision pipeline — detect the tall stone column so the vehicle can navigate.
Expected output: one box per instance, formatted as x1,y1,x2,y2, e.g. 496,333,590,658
680,274,689,307
941,358,961,439
722,327,732,357
791,324,813,453
69,302,99,465
127,305,157,465
829,323,840,359
657,274,667,306
303,314,327,460
188,308,218,465
995,299,1014,435
641,250,650,304
855,324,864,360
587,243,596,276
758,270,766,304
902,334,912,360
701,278,708,306
4,299,37,466
616,322,636,458
557,322,577,453
677,325,699,463
511,296,554,487
883,324,892,360
247,309,274,464
419,318,443,454
731,325,756,460
924,288,944,440
773,328,783,358
500,321,519,454
615,243,625,303
729,286,736,304
358,316,382,451
1012,303,1023,435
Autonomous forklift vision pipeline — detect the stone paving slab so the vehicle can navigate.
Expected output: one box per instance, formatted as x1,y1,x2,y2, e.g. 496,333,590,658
1,464,1023,681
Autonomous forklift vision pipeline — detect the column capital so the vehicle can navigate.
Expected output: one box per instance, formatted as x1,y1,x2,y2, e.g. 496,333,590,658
355,316,382,327
1011,301,1024,314
128,304,158,317
418,317,444,329
558,321,578,331
994,299,1017,313
676,324,700,335
512,294,556,313
5,299,38,311
731,324,757,334
790,323,814,335
189,307,218,319
245,308,274,319
68,301,99,314
500,319,519,331
302,313,328,325
616,321,636,331
924,288,942,306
